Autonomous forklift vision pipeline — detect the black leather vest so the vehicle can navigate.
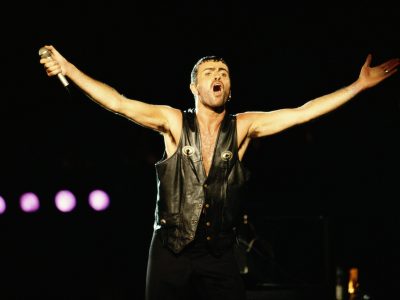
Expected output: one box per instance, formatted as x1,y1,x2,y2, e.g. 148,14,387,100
154,108,250,254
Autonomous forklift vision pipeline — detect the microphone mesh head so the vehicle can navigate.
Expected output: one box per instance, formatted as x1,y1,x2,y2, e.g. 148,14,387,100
38,47,51,58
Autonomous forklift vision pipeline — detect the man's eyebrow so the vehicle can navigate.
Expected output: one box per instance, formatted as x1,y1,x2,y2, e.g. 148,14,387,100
202,67,229,72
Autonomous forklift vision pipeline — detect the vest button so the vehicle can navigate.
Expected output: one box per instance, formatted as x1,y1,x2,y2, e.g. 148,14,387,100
206,221,211,227
205,203,210,208
203,183,208,188
198,203,203,208
160,219,166,225
206,236,212,241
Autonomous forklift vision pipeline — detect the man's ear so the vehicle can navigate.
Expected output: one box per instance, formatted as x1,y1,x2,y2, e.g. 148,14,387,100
190,83,198,97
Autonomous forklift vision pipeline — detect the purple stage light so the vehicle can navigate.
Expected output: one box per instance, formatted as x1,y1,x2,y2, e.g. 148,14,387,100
55,190,76,212
88,189,110,211
0,196,6,214
20,192,40,213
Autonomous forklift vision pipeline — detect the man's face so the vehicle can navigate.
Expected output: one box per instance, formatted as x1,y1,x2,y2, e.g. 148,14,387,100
191,60,231,109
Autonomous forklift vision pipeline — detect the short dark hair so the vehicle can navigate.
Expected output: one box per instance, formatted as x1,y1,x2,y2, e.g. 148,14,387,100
190,56,229,84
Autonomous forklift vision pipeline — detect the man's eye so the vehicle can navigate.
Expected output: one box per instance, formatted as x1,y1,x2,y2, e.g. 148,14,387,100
221,73,227,77
205,72,211,76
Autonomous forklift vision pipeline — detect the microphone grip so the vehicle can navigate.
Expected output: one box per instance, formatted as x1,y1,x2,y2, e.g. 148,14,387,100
57,73,69,87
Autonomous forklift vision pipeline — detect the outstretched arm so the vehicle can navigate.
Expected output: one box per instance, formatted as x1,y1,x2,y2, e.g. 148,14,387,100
238,54,400,139
39,45,180,134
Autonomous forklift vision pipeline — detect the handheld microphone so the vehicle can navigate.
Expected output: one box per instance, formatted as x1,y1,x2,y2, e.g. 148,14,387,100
38,47,69,87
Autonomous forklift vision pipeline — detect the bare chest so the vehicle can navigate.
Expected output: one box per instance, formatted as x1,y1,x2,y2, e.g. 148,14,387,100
200,131,218,176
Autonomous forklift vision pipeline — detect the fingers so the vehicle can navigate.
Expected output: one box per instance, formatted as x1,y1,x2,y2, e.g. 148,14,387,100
39,45,63,77
44,45,54,52
46,63,62,76
39,57,52,64
40,57,61,76
384,68,397,77
380,58,400,74
42,45,58,60
388,58,400,70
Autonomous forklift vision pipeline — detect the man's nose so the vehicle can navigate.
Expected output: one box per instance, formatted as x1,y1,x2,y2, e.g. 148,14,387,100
214,73,221,80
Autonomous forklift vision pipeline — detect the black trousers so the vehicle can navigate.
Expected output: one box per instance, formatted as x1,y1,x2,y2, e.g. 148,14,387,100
145,231,247,300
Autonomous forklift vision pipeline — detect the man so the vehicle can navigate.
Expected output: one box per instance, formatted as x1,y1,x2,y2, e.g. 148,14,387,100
39,45,399,300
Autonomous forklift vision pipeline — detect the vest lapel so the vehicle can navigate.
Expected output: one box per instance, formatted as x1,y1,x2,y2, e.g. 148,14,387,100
182,109,206,183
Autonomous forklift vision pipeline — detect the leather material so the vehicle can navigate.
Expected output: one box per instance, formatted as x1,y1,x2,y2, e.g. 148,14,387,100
154,108,250,254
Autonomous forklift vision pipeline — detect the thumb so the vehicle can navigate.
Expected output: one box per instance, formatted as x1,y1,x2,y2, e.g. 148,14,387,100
363,53,372,68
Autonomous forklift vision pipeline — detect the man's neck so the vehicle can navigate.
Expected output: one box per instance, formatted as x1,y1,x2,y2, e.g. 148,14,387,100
195,106,226,134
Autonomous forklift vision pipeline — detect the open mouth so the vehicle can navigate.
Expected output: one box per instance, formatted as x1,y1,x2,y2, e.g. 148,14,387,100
213,83,222,92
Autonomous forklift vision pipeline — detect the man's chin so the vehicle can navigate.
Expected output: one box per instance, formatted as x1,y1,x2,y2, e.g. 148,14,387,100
209,102,226,113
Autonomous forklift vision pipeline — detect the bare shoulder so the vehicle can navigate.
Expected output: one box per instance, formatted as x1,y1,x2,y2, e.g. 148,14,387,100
235,111,253,122
235,111,258,131
235,111,270,141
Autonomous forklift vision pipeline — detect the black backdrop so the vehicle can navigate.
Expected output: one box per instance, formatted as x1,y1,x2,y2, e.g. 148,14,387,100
1,1,399,299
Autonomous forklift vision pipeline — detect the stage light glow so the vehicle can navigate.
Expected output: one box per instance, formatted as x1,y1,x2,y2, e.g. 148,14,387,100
88,189,110,211
20,192,40,213
55,190,76,212
0,196,6,214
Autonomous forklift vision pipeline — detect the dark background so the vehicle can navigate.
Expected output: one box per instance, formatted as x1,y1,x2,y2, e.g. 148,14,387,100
1,1,399,299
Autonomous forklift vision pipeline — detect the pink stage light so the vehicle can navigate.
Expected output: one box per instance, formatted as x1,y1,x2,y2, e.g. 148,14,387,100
55,190,77,212
88,189,110,211
20,192,40,213
0,196,6,214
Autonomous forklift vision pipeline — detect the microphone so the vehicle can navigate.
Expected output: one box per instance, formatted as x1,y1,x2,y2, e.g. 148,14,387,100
38,47,69,87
